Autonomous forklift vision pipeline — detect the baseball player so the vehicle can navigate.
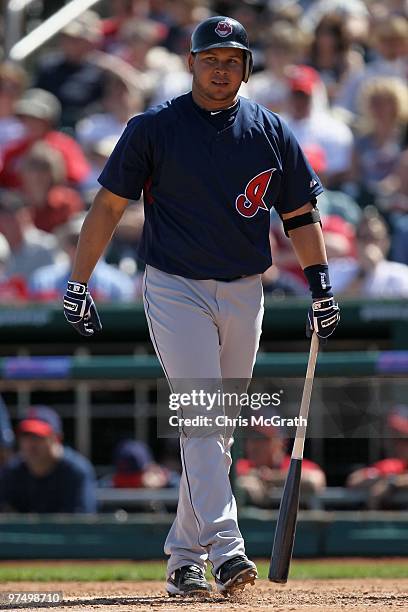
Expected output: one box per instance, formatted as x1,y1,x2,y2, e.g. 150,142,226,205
63,16,340,597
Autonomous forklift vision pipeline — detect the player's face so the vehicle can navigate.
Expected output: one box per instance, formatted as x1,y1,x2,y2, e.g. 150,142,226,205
189,47,244,110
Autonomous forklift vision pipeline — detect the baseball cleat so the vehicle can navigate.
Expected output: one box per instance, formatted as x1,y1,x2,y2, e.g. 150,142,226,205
166,565,212,597
214,555,258,596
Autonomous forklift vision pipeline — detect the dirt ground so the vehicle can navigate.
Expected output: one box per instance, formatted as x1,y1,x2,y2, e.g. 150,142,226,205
0,580,407,612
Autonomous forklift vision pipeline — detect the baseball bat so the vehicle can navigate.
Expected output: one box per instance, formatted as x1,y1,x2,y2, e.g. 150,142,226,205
268,332,319,583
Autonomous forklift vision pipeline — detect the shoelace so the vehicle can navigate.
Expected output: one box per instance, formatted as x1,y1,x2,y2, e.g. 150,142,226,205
182,566,204,580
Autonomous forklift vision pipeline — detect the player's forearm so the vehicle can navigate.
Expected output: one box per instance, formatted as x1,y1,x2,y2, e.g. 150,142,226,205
287,222,328,269
70,188,128,283
281,202,327,269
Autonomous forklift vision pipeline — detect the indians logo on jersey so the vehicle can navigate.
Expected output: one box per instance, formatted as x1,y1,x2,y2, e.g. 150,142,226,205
215,20,233,37
236,168,276,218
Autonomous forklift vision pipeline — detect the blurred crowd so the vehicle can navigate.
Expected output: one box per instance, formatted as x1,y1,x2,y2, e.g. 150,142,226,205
1,398,408,513
0,0,407,303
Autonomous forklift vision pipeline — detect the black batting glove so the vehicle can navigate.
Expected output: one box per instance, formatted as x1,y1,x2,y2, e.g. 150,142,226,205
303,264,340,340
306,296,340,339
63,281,102,337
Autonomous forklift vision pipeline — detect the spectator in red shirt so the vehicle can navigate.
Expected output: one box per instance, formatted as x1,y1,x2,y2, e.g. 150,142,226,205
236,410,326,508
19,141,84,234
347,404,408,509
0,89,90,190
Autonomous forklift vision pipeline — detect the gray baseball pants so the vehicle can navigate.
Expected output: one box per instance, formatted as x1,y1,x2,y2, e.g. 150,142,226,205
142,265,263,576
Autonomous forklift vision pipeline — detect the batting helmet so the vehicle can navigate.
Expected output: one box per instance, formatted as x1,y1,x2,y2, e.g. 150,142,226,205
190,16,253,83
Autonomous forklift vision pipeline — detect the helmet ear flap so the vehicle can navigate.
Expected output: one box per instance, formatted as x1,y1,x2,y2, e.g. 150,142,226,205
243,51,253,83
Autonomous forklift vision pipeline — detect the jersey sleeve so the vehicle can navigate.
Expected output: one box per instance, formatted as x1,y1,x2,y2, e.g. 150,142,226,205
274,118,323,215
98,114,153,200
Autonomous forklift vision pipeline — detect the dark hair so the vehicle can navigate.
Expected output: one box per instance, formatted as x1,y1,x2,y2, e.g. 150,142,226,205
310,13,351,62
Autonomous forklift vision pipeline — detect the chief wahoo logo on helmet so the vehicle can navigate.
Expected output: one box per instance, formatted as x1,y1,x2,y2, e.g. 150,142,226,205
215,19,233,38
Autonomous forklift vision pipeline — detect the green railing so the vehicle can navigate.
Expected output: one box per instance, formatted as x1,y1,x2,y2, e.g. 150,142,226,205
0,511,407,559
0,298,407,346
1,350,408,380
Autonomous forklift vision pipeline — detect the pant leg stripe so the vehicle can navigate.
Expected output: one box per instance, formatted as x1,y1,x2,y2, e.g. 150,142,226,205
143,266,204,549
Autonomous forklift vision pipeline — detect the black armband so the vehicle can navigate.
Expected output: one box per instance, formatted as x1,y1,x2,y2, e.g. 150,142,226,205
303,263,333,299
282,208,321,238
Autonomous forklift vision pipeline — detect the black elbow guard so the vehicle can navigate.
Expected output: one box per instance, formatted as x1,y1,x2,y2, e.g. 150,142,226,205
282,208,321,238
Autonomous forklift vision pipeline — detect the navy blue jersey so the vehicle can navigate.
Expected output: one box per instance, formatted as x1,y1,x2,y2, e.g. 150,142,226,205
0,447,97,513
98,93,323,279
